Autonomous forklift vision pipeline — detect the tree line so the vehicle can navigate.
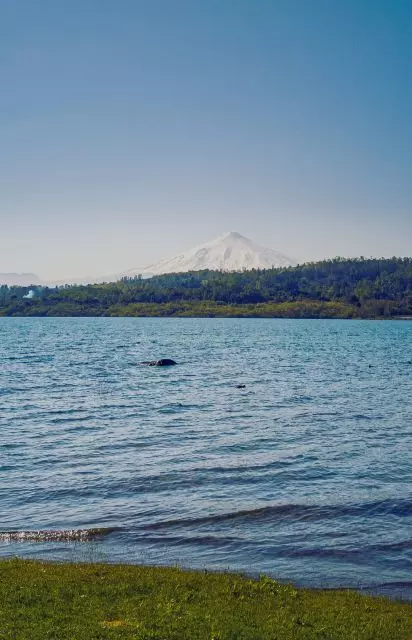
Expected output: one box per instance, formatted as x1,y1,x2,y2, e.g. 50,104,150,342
1,257,412,318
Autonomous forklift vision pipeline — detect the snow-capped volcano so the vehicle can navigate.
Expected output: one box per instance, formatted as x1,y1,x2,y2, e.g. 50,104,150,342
124,232,296,277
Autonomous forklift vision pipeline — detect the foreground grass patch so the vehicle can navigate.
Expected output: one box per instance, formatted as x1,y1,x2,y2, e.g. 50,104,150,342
0,559,411,639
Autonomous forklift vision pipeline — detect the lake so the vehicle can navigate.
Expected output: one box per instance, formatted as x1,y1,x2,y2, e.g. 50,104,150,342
1,317,411,598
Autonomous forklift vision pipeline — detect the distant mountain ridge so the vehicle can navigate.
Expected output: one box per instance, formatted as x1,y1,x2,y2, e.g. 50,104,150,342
124,232,296,277
0,273,42,286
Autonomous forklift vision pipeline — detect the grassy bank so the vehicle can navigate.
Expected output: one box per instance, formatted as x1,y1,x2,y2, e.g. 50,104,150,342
0,560,411,639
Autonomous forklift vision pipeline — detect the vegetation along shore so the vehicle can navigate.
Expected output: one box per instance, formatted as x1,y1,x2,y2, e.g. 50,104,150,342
1,559,412,639
1,258,412,318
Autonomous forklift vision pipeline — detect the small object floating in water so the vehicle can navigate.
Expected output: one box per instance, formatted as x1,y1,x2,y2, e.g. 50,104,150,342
140,359,178,366
236,384,246,389
0,528,117,543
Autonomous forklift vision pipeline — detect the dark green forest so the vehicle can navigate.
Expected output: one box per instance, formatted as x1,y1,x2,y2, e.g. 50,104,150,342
1,258,412,319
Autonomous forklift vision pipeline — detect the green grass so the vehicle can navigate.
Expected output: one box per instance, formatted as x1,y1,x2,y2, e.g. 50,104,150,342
0,559,411,639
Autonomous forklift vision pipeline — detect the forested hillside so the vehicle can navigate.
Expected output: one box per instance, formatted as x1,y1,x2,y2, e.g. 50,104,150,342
1,258,411,318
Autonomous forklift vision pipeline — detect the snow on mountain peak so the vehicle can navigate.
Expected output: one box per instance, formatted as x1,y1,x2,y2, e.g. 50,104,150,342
124,232,296,277
219,231,244,240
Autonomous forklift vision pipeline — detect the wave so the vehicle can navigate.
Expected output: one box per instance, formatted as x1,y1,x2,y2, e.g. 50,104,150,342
274,542,412,560
142,498,412,530
87,459,328,496
2,355,54,363
0,528,118,542
126,532,412,557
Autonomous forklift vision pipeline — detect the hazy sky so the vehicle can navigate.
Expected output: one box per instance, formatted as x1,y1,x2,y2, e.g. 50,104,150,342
1,0,411,278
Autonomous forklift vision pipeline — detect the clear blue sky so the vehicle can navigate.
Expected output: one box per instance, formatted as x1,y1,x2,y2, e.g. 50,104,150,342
1,0,411,278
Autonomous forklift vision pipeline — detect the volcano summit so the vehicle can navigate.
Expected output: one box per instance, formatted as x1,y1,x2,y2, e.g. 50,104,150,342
124,232,296,277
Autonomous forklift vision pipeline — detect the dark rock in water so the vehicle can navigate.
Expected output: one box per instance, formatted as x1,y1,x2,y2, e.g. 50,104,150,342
0,528,117,542
141,359,177,366
236,384,246,389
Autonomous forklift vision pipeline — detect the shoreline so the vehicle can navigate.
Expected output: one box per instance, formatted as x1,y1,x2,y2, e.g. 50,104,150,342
1,558,412,639
1,312,412,320
1,545,410,601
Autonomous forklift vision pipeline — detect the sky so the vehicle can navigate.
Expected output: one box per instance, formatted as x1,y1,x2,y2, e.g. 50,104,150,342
1,0,412,279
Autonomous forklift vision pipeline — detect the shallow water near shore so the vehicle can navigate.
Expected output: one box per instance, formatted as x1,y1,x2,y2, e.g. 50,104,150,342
1,317,411,599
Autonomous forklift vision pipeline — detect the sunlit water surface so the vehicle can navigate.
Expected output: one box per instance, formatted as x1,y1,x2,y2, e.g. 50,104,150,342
1,318,411,599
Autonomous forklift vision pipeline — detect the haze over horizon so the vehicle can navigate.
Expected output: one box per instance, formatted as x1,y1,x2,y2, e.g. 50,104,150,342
2,0,412,279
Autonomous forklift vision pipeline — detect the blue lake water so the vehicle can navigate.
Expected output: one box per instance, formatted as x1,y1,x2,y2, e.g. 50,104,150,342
1,317,411,598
